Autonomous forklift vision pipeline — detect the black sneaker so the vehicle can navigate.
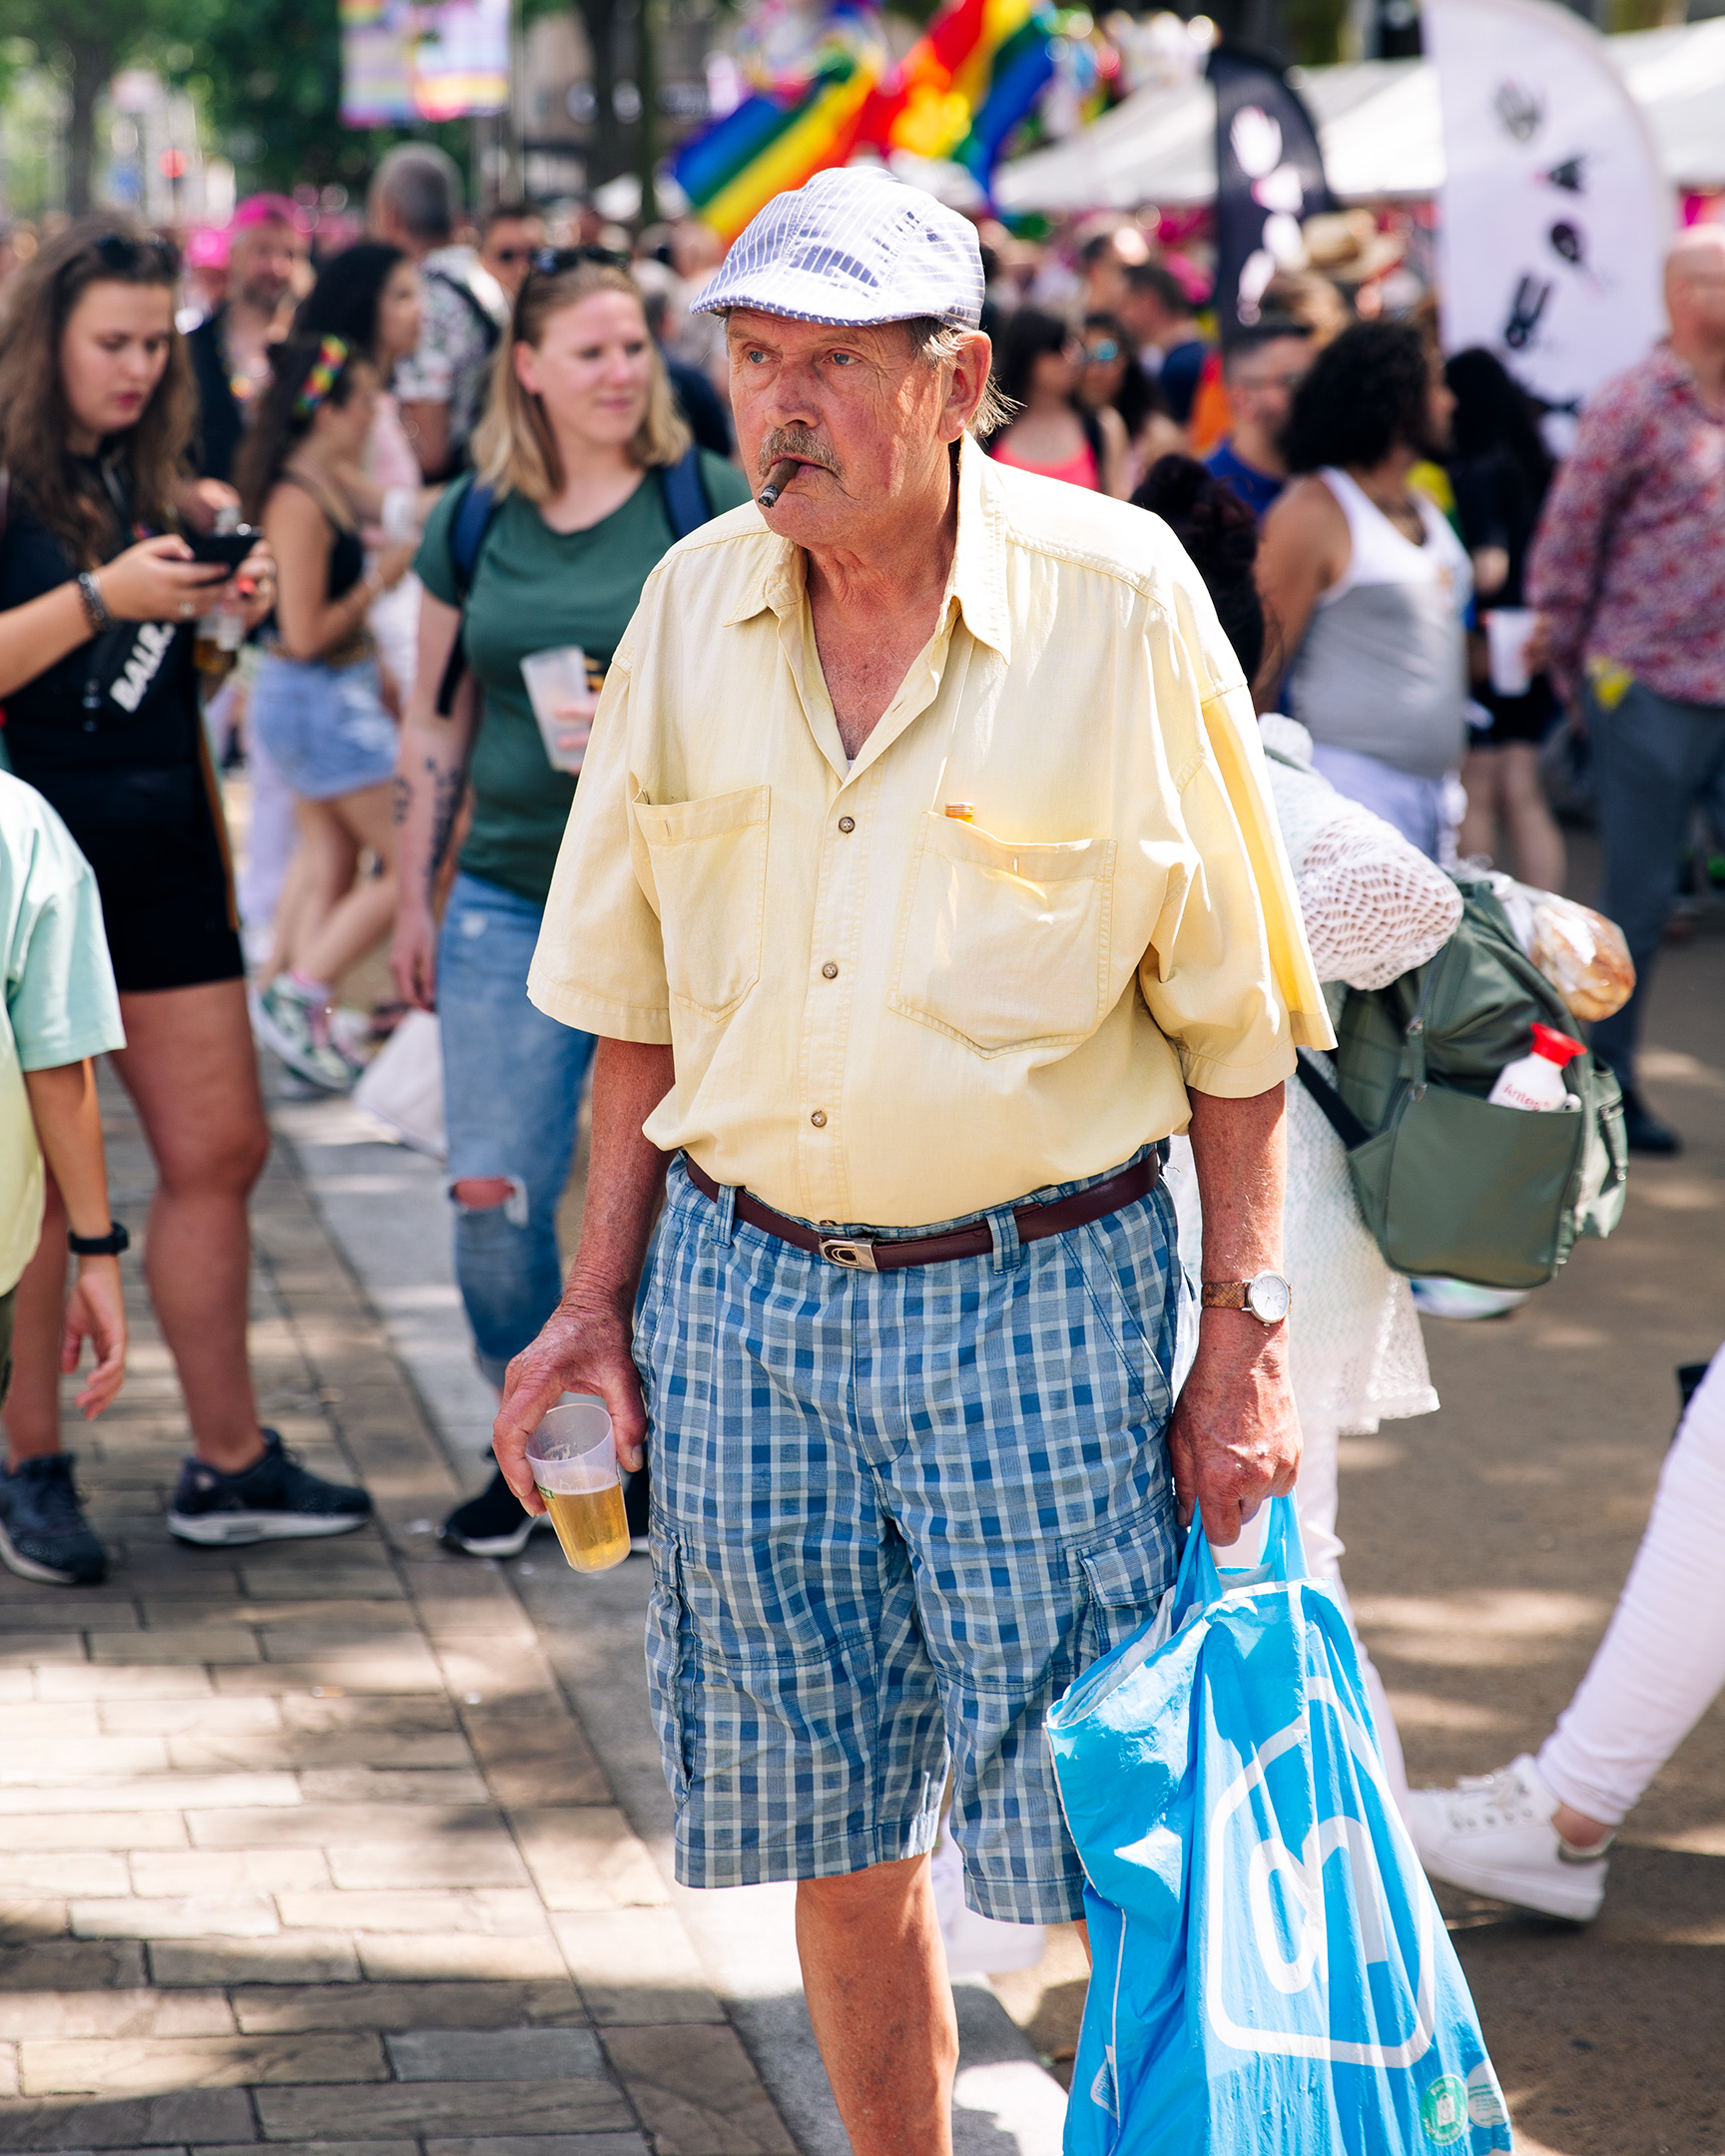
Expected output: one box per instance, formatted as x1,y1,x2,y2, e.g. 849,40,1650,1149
438,1462,552,1558
0,1454,109,1585
168,1429,371,1546
1621,1086,1681,1156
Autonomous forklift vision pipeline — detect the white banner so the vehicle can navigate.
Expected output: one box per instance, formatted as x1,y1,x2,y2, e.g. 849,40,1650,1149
1426,0,1672,424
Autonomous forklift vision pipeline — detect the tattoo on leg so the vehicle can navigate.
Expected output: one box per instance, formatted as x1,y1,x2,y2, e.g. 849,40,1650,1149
391,773,411,826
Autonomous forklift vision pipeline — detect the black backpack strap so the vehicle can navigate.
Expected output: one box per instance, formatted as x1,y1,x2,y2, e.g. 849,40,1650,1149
1294,1047,1374,1152
657,445,713,542
425,267,502,355
1079,404,1105,480
435,479,500,717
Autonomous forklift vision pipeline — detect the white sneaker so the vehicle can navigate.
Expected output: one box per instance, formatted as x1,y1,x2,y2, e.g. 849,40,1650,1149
1406,1754,1611,1922
1411,1278,1529,1322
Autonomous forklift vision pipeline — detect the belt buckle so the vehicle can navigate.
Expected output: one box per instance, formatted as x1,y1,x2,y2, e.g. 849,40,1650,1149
819,1236,878,1273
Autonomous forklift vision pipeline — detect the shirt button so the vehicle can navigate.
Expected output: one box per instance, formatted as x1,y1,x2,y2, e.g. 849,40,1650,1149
810,1110,828,1128
821,961,839,980
838,815,856,833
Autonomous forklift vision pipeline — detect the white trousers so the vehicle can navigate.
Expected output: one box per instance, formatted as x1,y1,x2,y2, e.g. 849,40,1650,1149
1296,1416,1411,1820
1537,1346,1725,1827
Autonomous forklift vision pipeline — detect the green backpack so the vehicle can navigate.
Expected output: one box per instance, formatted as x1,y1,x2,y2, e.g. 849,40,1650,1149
1295,875,1628,1291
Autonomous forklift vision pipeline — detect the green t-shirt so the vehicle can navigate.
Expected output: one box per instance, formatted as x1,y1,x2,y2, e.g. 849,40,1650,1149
417,451,752,904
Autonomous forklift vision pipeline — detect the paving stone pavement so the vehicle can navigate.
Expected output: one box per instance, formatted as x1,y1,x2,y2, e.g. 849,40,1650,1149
0,1082,801,2156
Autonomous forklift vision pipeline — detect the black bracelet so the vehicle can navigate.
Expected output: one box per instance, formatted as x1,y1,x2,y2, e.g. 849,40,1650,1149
69,1222,130,1257
77,571,113,634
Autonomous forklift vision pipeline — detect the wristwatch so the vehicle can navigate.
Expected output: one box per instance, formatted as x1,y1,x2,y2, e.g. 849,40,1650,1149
1201,1271,1292,1324
68,1222,130,1258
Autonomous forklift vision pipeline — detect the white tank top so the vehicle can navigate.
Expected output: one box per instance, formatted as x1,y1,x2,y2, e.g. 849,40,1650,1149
1317,466,1471,606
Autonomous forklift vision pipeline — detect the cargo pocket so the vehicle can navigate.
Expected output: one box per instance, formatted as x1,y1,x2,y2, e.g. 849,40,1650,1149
889,812,1115,1056
633,785,769,1020
1075,1510,1178,1668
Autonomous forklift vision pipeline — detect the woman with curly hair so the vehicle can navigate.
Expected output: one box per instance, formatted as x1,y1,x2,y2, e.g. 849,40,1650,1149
1253,319,1470,858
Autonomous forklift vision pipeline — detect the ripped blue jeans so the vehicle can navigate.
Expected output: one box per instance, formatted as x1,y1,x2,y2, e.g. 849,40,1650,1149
437,871,597,1387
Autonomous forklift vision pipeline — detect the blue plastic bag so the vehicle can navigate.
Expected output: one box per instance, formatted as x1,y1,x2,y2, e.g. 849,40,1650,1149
1046,1498,1513,2154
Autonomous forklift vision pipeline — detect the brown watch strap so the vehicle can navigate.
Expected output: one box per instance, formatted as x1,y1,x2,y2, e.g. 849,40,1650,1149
1200,1281,1250,1310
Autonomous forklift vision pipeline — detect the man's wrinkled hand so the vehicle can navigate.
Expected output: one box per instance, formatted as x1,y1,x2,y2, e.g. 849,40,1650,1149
491,1290,647,1510
1166,1313,1301,1545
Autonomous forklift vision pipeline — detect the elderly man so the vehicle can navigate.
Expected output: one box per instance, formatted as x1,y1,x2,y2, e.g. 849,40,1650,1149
496,171,1329,2151
1529,224,1725,1157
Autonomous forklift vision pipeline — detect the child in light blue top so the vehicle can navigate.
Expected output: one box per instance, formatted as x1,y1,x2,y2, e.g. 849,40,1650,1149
0,771,128,1583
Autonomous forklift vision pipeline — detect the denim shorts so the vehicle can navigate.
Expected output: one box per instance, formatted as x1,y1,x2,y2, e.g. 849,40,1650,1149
637,1150,1184,1923
249,651,396,802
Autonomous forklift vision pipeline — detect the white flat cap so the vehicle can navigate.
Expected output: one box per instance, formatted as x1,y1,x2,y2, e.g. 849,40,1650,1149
691,169,984,330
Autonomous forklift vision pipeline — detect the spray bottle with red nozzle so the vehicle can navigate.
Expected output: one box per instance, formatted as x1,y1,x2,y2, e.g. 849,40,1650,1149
1487,1022,1586,1112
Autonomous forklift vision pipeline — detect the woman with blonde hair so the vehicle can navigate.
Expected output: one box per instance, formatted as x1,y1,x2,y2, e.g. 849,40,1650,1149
389,247,750,1556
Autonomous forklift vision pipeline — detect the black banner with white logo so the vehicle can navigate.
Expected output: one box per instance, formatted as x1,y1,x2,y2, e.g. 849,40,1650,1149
1209,43,1335,336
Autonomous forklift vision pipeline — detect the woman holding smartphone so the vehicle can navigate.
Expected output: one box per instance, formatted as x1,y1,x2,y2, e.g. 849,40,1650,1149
0,221,371,1576
390,249,748,1557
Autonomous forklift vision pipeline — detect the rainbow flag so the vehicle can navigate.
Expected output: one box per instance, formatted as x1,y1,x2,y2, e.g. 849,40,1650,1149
887,0,1055,182
674,54,886,242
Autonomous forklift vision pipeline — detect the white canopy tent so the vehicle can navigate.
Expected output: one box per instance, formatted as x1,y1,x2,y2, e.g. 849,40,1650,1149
993,15,1725,214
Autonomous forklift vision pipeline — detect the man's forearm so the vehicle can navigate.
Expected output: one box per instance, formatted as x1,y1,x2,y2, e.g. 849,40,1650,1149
1167,1080,1299,1539
1186,1083,1285,1281
567,1039,677,1310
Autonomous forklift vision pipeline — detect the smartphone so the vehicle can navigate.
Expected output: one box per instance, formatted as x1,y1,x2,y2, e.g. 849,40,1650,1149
187,526,260,571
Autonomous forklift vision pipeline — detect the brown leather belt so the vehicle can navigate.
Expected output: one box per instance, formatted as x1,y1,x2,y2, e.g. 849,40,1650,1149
682,1153,1160,1273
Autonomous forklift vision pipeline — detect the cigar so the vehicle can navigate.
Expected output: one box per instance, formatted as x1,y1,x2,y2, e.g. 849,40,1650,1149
757,457,801,510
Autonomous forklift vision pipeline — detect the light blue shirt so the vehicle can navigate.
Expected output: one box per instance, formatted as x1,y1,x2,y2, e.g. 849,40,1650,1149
1,773,126,1294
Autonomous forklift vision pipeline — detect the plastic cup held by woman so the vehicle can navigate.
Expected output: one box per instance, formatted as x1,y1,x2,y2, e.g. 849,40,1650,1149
520,647,596,774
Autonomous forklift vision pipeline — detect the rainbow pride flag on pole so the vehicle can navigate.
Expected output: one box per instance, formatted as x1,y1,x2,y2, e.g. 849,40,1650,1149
675,0,1054,237
674,54,888,243
888,0,1055,181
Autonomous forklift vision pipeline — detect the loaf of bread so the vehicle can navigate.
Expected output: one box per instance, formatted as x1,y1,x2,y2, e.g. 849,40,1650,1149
1528,894,1634,1021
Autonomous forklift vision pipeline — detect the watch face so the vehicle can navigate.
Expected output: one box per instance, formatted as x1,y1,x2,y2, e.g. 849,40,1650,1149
1247,1271,1292,1324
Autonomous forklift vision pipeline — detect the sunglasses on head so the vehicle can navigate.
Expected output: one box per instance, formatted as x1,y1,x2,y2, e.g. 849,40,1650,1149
527,245,630,277
90,231,180,278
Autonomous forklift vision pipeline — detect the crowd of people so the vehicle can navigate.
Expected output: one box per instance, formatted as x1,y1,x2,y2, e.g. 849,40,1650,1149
0,147,1721,2150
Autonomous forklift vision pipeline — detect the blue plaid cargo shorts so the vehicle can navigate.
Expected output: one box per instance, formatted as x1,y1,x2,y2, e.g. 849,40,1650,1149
635,1148,1184,1924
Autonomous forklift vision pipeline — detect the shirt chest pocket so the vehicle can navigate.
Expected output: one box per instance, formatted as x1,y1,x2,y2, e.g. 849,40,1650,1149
889,812,1116,1056
634,785,770,1020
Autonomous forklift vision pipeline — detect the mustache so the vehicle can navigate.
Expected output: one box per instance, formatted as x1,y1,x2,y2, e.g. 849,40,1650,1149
757,427,840,478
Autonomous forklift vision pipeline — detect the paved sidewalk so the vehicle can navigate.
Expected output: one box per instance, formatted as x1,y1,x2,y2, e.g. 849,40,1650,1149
276,1093,1067,2156
0,1070,1065,2156
0,1085,799,2156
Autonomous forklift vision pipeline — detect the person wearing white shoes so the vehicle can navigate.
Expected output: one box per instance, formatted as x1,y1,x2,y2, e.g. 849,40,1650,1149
1409,1343,1725,1922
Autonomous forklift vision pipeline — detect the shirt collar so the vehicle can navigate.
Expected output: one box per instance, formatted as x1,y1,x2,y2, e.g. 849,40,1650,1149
723,435,1013,663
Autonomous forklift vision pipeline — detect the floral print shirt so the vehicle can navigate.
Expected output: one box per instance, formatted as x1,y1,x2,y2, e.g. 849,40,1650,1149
1528,342,1725,709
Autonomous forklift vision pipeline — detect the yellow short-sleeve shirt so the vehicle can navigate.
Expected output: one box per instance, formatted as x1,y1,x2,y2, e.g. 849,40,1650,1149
529,440,1332,1229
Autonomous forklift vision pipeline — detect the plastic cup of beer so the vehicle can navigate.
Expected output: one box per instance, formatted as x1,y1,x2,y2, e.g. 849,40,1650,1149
1483,608,1537,697
525,1400,630,1574
520,647,595,775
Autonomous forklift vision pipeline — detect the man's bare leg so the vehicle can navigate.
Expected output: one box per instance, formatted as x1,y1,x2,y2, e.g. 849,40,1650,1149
797,1855,958,2155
